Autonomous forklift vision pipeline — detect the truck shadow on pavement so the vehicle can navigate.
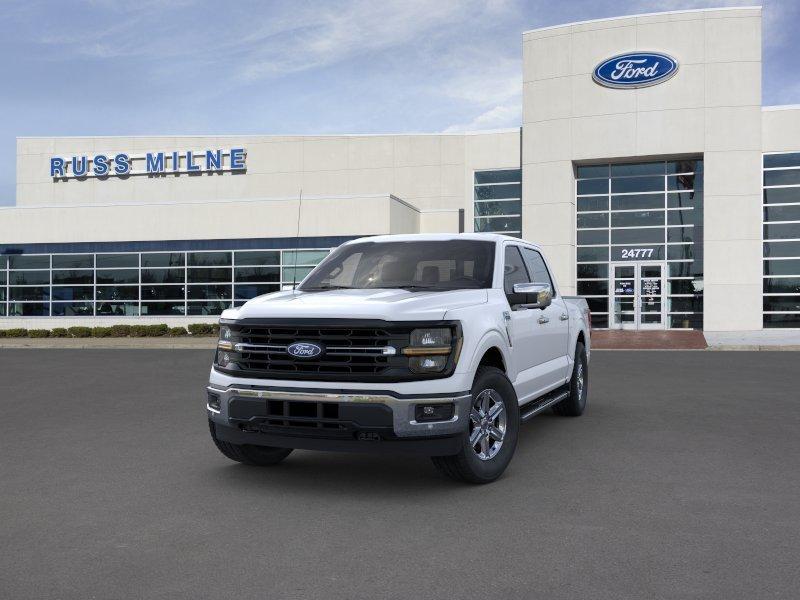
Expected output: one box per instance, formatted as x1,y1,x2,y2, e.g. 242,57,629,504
202,414,564,496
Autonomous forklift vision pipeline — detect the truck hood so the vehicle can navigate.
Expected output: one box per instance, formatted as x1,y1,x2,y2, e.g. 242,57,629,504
227,288,488,321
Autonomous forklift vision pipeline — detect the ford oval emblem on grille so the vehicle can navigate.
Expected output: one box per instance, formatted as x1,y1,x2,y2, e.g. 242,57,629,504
287,342,323,359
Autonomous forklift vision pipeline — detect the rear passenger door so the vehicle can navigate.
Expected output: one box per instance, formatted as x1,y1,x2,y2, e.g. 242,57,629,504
521,247,570,383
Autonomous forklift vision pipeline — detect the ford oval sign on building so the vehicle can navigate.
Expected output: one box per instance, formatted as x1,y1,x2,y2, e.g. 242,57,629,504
593,52,679,89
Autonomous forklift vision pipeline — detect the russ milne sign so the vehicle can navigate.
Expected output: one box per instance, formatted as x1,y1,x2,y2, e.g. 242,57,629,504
593,52,678,89
50,148,246,179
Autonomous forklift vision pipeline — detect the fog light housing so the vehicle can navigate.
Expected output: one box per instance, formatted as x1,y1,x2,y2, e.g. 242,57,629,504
415,403,454,422
409,355,448,373
207,391,221,411
217,351,231,367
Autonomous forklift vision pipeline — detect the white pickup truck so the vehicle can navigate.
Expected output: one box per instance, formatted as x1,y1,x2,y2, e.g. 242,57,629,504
207,233,591,483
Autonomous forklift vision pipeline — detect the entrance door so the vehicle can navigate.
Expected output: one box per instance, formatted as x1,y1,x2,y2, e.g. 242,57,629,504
610,262,666,330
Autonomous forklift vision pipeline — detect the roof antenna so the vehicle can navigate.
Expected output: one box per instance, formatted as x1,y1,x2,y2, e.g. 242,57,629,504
291,188,303,293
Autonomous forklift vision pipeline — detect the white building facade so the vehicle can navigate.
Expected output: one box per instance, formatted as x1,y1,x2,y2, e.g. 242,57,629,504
2,6,799,333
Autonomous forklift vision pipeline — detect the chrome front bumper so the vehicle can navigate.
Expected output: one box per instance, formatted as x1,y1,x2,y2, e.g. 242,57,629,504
206,384,472,438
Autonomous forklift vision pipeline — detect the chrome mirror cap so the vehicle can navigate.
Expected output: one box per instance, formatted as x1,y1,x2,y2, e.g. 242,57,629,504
512,283,552,309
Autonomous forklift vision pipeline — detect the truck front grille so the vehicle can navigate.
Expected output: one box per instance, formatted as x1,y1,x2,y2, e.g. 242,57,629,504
220,321,414,381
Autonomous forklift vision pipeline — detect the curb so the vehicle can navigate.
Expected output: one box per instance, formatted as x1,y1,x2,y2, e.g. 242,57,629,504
708,344,800,351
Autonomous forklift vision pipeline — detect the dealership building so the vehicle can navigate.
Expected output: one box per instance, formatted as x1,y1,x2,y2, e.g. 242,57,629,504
2,6,799,333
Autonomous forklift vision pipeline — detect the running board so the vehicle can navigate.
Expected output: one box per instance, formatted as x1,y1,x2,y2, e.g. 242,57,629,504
519,386,570,422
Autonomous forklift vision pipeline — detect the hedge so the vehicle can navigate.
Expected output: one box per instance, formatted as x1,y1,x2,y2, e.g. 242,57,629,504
0,323,218,338
188,323,219,336
4,328,28,338
68,326,92,338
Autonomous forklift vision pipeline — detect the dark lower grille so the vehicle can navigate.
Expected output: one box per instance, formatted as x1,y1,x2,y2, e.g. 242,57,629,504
230,397,394,438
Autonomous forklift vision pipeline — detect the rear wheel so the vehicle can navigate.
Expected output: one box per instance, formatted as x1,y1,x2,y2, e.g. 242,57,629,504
431,366,519,484
553,341,588,417
209,420,293,466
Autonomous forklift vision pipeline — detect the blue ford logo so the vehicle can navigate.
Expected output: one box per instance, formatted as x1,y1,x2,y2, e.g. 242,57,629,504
593,52,678,89
287,342,323,359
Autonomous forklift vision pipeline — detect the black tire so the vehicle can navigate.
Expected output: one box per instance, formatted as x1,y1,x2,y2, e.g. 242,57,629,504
431,366,519,484
208,420,293,466
553,341,588,417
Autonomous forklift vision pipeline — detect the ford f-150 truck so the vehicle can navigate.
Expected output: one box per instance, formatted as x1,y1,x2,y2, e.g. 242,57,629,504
207,233,590,483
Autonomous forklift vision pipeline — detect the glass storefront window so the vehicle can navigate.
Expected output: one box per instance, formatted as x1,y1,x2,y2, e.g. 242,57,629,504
52,286,94,301
141,269,185,284
234,251,280,266
96,254,137,268
96,269,138,284
763,153,800,328
9,255,49,269
474,169,522,237
0,246,334,317
141,253,185,268
10,271,50,285
52,254,94,269
577,159,703,330
187,252,231,266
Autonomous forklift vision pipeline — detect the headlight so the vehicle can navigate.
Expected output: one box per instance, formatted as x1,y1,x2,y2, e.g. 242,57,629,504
410,328,452,348
215,325,238,367
404,327,458,373
217,325,234,350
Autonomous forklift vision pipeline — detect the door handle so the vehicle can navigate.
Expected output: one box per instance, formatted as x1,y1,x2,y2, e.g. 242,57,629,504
560,313,569,321
538,315,549,324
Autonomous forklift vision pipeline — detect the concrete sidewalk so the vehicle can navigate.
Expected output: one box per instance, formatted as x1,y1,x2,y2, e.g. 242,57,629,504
705,329,800,351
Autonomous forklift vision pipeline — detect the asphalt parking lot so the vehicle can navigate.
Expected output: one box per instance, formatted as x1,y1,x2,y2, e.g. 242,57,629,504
1,350,798,599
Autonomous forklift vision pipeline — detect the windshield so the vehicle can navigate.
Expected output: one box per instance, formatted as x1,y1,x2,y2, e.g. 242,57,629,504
299,240,496,292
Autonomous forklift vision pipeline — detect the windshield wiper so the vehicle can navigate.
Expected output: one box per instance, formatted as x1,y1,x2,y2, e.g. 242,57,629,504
394,284,441,291
300,285,354,291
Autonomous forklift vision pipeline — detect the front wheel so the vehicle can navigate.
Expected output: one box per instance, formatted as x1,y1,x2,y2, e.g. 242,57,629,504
553,341,588,417
209,420,293,466
431,366,519,484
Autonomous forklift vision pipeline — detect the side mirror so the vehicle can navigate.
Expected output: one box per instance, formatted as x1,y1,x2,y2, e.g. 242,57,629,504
512,283,552,310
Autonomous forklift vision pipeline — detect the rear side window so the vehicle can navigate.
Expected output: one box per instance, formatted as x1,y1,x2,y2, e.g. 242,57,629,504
521,248,554,290
503,246,530,296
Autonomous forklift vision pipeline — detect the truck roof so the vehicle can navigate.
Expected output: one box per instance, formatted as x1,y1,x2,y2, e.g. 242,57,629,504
346,232,540,247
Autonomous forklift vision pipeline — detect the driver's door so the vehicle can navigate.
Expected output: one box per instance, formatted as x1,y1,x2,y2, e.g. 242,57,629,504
503,245,551,403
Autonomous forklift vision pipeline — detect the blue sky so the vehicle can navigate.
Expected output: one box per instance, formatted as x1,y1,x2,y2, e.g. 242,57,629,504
1,0,798,206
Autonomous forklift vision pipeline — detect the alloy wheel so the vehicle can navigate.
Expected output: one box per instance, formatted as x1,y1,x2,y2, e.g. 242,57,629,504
469,389,507,461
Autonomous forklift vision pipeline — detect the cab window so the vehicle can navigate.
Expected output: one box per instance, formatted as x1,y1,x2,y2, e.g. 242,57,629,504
521,247,554,292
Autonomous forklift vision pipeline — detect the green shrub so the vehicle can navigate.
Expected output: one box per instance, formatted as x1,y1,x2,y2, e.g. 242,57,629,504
146,324,169,337
0,329,5,338
109,324,132,337
188,323,217,336
68,326,92,338
28,329,51,338
51,328,69,338
168,326,188,337
130,325,149,338
4,328,28,338
91,327,113,338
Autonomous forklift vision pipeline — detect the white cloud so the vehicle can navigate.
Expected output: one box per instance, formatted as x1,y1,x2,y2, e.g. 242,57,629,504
236,0,476,81
443,103,521,132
